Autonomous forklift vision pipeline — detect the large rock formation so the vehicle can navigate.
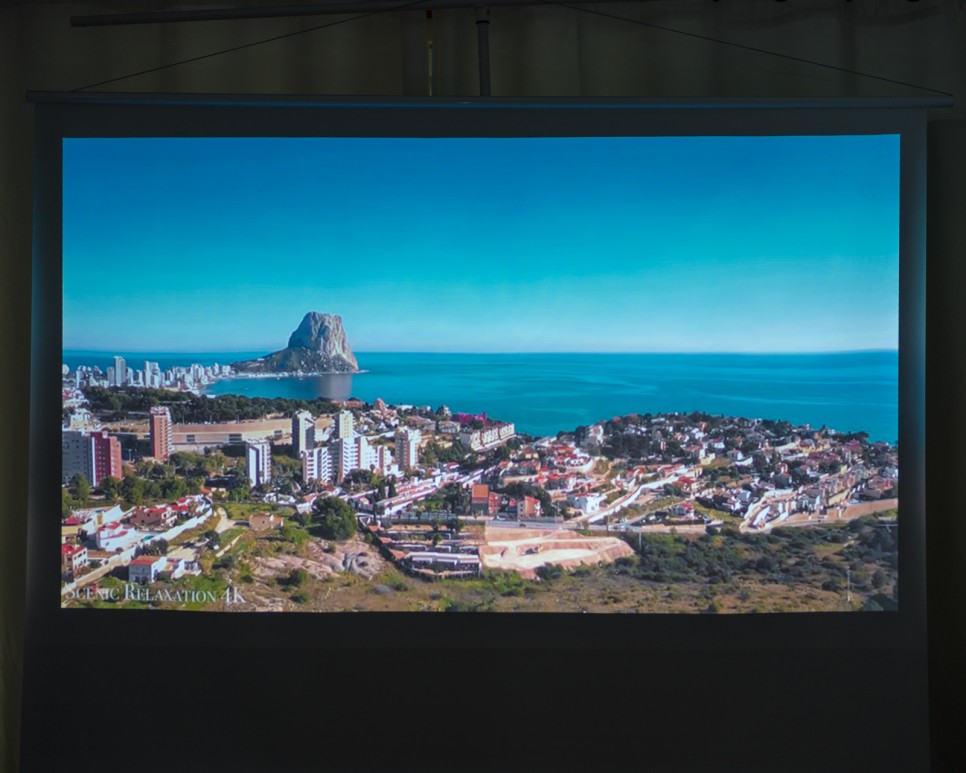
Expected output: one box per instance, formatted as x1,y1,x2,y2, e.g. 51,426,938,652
232,312,360,374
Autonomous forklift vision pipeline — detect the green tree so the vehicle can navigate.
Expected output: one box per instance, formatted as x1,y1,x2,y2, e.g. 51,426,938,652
204,450,227,473
100,476,121,502
141,538,169,556
312,496,357,541
169,451,200,473
344,469,376,489
161,476,188,500
61,489,75,520
227,482,251,503
120,475,145,505
70,473,90,503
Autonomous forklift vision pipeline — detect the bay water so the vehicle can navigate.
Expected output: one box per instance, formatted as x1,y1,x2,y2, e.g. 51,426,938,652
64,350,899,443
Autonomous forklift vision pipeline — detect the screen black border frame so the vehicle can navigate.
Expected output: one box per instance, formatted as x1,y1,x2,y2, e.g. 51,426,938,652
27,93,929,654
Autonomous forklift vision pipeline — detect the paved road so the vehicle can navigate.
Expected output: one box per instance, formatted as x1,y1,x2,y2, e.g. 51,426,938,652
63,559,118,594
213,509,237,533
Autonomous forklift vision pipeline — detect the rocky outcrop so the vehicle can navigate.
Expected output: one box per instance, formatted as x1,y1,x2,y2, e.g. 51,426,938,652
287,312,359,370
232,312,360,374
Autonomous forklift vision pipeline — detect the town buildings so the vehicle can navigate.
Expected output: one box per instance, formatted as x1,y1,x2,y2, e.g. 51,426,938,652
149,406,173,461
301,418,397,484
336,410,354,439
292,409,315,456
246,439,273,487
111,355,127,387
69,357,231,393
302,445,335,484
459,421,515,451
144,360,161,389
395,427,420,470
61,429,122,486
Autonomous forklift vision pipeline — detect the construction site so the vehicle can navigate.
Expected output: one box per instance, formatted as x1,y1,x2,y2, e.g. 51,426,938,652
480,525,635,579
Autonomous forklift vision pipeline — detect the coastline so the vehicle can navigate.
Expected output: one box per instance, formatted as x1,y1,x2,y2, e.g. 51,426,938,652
64,350,898,443
218,369,368,380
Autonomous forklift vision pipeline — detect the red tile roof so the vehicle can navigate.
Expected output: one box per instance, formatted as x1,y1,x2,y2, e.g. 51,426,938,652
130,556,161,566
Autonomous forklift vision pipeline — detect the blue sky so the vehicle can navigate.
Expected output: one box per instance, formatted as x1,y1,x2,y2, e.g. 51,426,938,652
62,134,899,353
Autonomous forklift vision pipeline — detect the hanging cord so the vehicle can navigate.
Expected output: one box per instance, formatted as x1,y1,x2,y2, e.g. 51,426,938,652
554,2,952,97
71,0,436,92
70,0,953,98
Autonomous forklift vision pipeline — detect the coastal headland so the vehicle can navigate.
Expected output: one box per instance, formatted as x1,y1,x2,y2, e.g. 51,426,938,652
231,311,360,375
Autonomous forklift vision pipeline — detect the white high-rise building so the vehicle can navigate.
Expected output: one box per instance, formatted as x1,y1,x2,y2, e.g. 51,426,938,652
313,433,396,483
358,435,376,471
335,436,357,481
336,410,354,440
395,428,421,470
144,361,161,388
376,445,396,475
246,440,272,488
292,410,315,456
301,446,334,484
112,356,127,387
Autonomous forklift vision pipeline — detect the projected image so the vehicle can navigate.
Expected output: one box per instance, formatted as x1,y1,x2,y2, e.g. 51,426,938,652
60,135,899,613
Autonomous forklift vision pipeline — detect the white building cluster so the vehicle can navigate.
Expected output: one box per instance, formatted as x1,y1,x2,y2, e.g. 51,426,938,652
67,355,233,392
299,409,400,485
459,421,516,451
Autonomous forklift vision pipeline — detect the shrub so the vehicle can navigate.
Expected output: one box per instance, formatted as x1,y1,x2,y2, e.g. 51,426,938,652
535,563,564,582
312,497,357,541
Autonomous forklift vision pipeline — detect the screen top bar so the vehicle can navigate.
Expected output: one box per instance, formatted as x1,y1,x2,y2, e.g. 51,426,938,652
25,92,953,110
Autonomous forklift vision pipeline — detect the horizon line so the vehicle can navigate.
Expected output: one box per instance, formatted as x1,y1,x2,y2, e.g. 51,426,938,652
62,347,900,357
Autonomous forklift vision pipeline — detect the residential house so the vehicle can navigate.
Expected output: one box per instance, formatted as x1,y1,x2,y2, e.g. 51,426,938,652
128,555,168,583
516,496,542,518
250,513,284,531
61,543,89,574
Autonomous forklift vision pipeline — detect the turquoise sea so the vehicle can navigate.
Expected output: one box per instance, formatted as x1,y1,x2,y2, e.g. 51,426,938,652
63,350,899,443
